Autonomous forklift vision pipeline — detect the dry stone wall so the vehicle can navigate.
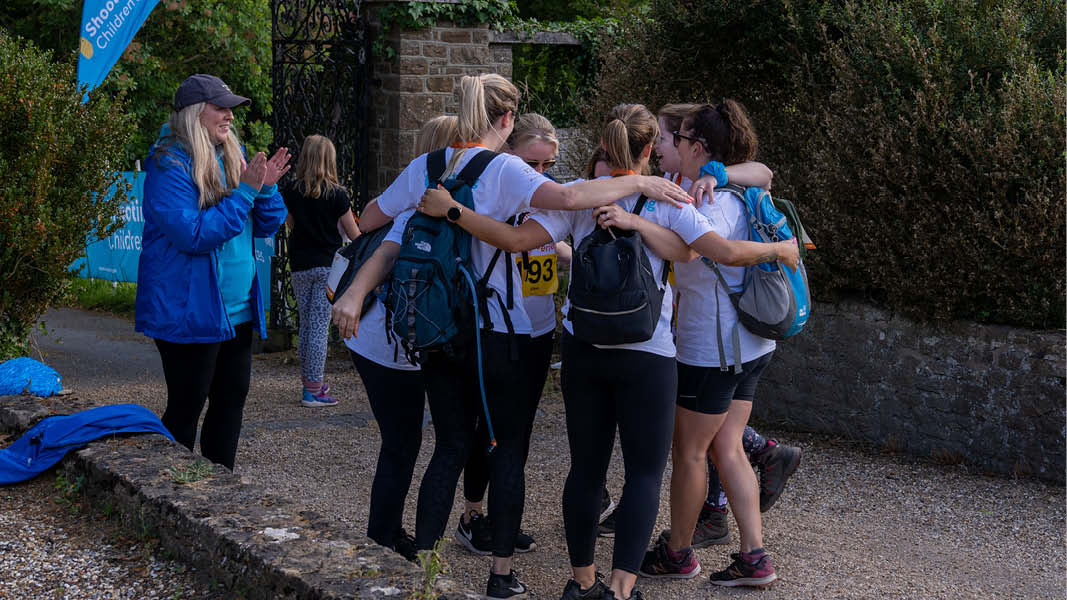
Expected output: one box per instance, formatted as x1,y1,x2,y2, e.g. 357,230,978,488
754,299,1066,483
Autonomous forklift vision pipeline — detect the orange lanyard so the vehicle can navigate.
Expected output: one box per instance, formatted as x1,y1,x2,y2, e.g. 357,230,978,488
673,172,682,185
451,142,490,149
610,169,638,177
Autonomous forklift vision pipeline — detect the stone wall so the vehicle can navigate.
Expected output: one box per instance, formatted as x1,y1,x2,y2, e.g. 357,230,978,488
364,2,513,197
754,299,1066,483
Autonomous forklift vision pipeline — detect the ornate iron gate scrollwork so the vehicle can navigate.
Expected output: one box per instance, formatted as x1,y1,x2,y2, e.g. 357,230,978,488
270,0,370,339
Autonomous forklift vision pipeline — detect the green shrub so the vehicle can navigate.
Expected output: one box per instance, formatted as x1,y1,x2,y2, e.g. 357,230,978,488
589,0,1065,328
0,31,134,360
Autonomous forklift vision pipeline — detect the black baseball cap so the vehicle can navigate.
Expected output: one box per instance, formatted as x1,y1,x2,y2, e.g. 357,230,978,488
173,74,251,112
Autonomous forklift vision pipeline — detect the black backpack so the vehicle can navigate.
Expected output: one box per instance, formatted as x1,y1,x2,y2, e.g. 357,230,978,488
324,223,391,316
566,195,669,345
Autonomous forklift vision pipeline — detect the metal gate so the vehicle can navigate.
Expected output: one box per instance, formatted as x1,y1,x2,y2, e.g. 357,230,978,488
269,0,370,341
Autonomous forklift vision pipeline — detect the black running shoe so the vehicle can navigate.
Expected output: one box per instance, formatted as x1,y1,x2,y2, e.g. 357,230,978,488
456,511,493,555
391,528,418,562
753,440,802,512
487,569,529,599
597,506,617,538
514,529,537,553
658,506,730,548
709,550,777,587
559,578,609,599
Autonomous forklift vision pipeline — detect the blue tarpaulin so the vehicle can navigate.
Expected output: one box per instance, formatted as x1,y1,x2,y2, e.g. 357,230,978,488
0,357,63,397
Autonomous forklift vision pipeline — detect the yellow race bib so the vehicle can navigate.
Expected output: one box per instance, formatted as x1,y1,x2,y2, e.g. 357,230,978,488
517,253,558,297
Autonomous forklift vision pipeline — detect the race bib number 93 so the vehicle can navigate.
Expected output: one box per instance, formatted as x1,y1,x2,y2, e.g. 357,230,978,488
517,254,558,297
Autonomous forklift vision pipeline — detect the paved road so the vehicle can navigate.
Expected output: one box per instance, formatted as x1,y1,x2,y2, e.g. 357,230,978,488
27,308,1067,600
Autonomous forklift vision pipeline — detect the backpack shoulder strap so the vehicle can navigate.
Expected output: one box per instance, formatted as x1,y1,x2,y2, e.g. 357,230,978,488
631,194,649,215
455,149,500,186
427,148,447,185
718,183,746,199
630,195,670,285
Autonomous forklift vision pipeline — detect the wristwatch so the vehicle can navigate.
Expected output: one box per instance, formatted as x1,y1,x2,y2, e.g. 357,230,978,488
446,205,462,222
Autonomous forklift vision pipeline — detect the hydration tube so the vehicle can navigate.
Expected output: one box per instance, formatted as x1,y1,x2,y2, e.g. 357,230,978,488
458,263,498,454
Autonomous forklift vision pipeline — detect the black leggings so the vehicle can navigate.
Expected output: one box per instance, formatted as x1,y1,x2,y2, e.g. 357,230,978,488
351,351,426,549
560,333,677,574
155,322,253,470
464,330,554,503
415,331,533,557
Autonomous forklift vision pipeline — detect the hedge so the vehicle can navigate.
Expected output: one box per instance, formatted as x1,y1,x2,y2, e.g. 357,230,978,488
587,0,1065,329
0,31,134,360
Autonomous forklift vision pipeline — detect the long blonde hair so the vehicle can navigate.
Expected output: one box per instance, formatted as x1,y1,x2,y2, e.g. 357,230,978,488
292,134,341,199
456,73,520,143
507,113,558,154
601,104,659,175
415,115,459,155
167,102,243,209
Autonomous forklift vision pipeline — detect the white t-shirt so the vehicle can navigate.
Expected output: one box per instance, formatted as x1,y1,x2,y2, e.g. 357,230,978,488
531,187,713,357
674,189,776,367
376,148,550,335
345,209,419,371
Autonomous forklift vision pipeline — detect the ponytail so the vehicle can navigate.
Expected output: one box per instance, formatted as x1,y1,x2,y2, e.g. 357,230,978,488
684,99,758,165
602,118,634,173
456,73,520,143
599,104,659,174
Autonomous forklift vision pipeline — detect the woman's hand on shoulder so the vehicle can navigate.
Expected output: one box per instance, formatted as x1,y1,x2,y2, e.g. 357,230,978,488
417,185,456,218
262,147,292,187
240,152,268,190
689,174,719,207
638,176,693,208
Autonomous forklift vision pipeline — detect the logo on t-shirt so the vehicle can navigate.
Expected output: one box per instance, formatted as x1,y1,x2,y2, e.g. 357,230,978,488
646,200,657,212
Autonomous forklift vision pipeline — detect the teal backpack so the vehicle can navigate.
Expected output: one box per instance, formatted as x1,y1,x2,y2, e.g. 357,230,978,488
385,148,502,449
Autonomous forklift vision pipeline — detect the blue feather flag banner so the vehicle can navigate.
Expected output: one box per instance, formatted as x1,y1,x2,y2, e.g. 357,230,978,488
76,0,160,102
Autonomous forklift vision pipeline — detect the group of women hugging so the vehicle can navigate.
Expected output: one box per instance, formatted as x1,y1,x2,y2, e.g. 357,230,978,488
329,72,804,600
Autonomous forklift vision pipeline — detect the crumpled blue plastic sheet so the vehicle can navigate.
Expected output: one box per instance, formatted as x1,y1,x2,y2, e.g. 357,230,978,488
0,357,63,397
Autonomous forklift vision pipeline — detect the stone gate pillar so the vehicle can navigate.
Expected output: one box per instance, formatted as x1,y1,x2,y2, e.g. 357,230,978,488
363,0,514,198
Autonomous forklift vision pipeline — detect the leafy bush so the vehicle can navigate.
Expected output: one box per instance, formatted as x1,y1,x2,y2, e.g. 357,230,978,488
589,0,1065,328
0,0,273,166
0,31,134,359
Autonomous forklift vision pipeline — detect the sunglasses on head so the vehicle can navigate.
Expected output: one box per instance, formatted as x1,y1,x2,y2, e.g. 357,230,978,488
671,130,706,149
525,159,557,170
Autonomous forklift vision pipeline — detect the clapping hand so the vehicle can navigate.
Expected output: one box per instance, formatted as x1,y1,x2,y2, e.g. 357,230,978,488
263,147,292,187
240,152,268,190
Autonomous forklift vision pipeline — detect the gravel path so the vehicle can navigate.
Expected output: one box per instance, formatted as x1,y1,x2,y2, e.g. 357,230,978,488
0,471,217,599
23,308,1067,599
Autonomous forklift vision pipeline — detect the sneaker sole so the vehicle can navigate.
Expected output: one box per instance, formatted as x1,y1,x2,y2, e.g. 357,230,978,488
597,530,615,538
638,564,701,580
710,572,777,587
301,399,338,407
455,532,492,556
760,447,802,513
514,542,537,553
